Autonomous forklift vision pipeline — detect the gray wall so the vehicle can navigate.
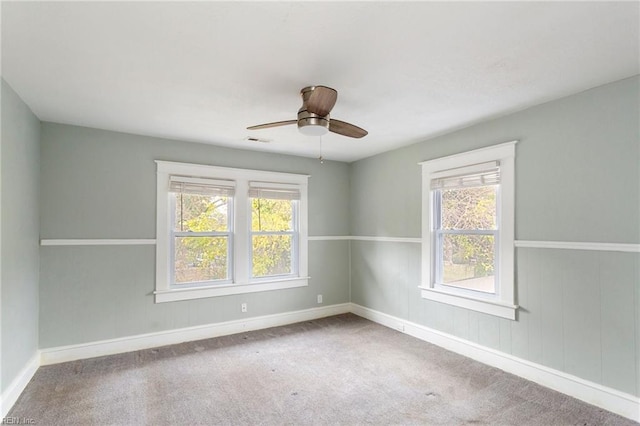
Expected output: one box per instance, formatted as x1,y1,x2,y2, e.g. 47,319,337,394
1,80,41,393
39,123,350,347
13,75,640,401
349,76,640,397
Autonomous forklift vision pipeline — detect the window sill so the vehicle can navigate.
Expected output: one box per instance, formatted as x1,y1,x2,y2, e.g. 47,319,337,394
155,277,309,303
419,286,518,320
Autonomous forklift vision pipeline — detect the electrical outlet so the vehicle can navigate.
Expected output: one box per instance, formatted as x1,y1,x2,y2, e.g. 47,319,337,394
241,303,247,313
317,294,323,304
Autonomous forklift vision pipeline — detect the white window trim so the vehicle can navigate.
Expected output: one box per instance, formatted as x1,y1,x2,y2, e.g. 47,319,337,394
419,141,518,320
155,161,309,303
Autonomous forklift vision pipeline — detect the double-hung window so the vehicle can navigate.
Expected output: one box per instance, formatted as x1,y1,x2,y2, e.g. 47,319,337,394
420,141,517,319
432,164,499,293
249,184,300,280
155,161,309,303
169,176,234,286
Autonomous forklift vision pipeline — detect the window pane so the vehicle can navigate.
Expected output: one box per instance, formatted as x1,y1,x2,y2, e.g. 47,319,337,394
441,234,495,293
174,236,228,284
252,198,293,231
252,234,293,277
174,194,229,232
441,186,496,230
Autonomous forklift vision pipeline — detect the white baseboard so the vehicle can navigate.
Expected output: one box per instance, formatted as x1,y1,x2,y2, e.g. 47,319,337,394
349,303,640,422
11,302,640,422
40,303,351,366
0,352,40,418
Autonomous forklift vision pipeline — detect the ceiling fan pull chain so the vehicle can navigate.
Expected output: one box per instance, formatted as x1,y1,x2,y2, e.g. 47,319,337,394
318,136,324,164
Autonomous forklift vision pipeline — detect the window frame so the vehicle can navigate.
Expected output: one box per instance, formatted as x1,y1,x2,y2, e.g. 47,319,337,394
433,183,499,294
155,161,309,303
169,184,234,287
248,185,300,281
419,141,518,320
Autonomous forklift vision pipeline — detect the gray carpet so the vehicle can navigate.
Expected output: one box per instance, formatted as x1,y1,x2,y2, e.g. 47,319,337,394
9,314,637,425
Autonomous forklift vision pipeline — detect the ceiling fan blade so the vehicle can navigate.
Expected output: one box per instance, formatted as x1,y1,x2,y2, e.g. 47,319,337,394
306,86,338,116
247,120,297,130
329,119,368,138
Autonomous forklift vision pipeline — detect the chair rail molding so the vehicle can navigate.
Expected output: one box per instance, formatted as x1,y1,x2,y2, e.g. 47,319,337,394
515,240,640,252
40,239,156,246
40,237,640,252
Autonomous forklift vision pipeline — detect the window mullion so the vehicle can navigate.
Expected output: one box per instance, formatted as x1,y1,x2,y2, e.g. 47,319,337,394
234,179,249,285
169,195,177,290
433,191,442,286
439,229,497,235
173,231,232,237
250,231,295,236
293,200,299,275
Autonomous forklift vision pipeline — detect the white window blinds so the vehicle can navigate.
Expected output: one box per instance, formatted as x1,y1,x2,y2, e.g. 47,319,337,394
169,176,235,197
430,161,500,190
248,182,300,200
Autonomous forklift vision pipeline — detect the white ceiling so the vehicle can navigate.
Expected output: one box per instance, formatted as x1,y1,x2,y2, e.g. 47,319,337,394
2,2,638,162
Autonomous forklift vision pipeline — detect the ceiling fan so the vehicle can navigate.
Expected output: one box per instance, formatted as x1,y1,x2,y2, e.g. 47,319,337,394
247,86,368,139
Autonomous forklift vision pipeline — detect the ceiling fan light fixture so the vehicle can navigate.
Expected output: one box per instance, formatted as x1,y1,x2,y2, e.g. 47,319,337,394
299,122,329,136
298,114,329,136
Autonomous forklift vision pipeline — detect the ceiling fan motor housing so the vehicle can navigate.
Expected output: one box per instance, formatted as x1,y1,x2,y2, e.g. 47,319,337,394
297,110,329,135
297,86,331,136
